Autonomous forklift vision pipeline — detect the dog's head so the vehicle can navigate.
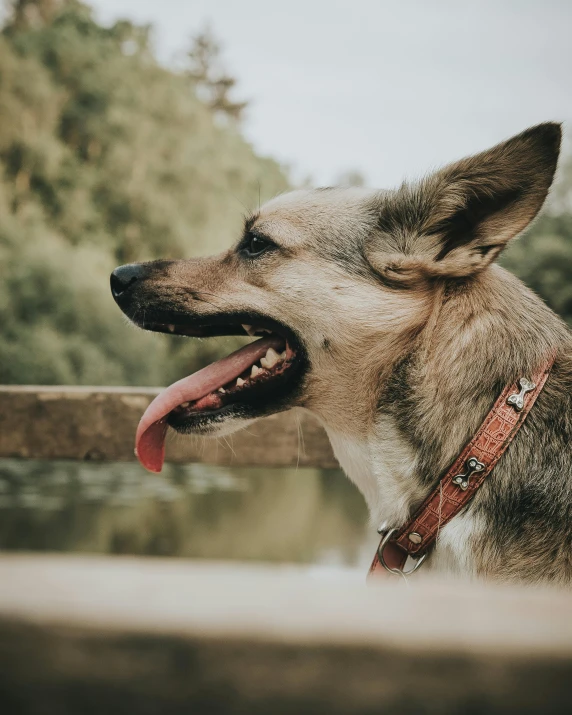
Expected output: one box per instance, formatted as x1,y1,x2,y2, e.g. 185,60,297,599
111,123,561,471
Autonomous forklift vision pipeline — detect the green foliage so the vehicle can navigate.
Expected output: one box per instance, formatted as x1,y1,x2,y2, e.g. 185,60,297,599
501,155,572,327
0,0,288,385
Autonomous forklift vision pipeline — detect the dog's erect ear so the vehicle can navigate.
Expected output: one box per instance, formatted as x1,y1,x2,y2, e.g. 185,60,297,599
367,123,561,282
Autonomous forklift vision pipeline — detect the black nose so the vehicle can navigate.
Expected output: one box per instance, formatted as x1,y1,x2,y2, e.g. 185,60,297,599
110,263,147,299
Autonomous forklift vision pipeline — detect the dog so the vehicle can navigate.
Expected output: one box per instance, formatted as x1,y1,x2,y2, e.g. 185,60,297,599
111,123,572,584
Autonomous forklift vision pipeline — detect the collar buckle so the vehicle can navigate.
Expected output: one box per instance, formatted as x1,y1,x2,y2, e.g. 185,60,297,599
377,528,428,576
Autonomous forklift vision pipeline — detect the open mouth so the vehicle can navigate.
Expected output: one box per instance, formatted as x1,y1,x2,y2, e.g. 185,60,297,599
132,313,307,473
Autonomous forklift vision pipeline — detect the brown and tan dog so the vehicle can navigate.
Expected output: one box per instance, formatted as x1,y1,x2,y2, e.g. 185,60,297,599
111,123,572,584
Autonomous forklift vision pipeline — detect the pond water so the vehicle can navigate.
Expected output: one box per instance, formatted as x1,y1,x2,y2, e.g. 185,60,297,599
0,460,376,571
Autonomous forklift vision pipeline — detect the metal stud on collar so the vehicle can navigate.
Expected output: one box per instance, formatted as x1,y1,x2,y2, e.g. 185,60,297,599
452,456,485,491
507,377,536,412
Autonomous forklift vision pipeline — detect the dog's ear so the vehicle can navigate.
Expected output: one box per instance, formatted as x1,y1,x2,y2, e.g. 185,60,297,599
366,123,561,282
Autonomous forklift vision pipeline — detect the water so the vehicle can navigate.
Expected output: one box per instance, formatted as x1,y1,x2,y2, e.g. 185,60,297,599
0,459,375,569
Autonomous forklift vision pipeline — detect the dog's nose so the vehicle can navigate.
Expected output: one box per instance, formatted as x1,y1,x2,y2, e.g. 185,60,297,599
110,263,147,299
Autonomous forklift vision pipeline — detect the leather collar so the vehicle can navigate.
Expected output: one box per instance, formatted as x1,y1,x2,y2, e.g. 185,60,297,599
368,354,556,579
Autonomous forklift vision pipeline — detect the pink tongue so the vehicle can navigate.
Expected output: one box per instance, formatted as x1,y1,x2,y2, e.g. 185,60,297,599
135,336,284,473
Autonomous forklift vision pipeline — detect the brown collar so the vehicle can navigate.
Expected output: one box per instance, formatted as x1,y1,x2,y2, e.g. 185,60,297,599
368,355,556,579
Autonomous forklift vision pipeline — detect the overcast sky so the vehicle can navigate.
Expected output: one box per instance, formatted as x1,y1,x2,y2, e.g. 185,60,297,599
91,0,572,188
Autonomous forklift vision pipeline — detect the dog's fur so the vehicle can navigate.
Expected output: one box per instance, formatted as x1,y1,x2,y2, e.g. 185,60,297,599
118,124,572,584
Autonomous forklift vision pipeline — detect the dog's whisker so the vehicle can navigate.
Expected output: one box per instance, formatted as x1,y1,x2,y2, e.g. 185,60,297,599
229,192,250,214
294,411,305,474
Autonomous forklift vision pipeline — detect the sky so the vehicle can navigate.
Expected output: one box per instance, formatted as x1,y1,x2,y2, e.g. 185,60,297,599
91,0,572,188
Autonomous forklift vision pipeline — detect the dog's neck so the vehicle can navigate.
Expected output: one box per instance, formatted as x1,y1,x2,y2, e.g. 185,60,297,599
320,265,570,532
323,418,421,529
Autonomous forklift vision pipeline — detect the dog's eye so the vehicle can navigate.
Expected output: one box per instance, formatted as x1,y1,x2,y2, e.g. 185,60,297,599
242,234,273,257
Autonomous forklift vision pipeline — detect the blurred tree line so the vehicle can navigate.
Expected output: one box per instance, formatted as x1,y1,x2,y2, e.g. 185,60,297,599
0,0,570,387
0,0,288,385
501,154,572,325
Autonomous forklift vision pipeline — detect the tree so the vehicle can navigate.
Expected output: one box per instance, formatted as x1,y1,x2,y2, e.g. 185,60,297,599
335,170,366,187
5,0,64,30
0,1,288,386
186,27,248,123
501,154,572,326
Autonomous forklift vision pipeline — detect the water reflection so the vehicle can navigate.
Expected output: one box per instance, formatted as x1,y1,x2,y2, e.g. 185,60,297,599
0,460,375,567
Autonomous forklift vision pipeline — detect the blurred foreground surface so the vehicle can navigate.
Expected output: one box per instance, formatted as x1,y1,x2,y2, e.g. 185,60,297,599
0,459,373,568
1,555,571,715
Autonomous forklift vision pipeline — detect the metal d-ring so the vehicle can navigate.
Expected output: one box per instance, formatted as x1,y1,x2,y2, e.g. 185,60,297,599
377,528,428,576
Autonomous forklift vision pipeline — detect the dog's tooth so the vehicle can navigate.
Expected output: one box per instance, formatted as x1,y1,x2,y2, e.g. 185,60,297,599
180,401,190,408
218,387,226,394
251,364,260,378
236,377,245,387
260,347,280,369
279,350,287,360
242,324,256,336
167,324,175,333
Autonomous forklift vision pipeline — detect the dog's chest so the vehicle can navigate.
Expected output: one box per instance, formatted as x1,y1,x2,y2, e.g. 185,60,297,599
324,419,480,577
323,430,378,511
